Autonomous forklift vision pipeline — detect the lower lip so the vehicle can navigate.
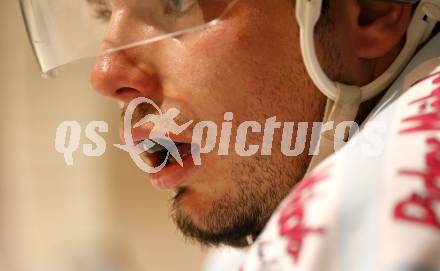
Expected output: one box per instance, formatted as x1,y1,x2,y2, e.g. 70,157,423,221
149,154,195,190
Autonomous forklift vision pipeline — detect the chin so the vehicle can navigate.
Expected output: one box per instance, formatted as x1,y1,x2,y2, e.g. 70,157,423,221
171,186,214,226
170,185,263,247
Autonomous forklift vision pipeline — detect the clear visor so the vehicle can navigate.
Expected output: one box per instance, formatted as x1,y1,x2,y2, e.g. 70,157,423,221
20,0,239,75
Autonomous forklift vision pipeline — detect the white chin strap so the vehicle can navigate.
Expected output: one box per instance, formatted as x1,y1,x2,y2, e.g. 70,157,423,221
297,0,440,173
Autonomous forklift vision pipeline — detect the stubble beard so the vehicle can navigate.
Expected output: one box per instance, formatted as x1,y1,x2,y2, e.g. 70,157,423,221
170,154,307,247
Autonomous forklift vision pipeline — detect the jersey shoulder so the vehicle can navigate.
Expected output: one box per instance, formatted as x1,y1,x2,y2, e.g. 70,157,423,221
241,54,440,271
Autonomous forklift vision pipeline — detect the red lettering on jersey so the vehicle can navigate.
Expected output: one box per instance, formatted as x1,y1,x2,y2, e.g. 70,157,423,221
434,73,440,84
411,71,440,87
400,88,440,134
400,72,440,134
400,110,440,134
278,167,329,263
394,194,440,230
400,137,440,198
395,137,440,230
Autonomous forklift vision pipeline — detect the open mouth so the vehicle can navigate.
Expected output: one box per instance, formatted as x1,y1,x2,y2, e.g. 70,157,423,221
137,138,192,168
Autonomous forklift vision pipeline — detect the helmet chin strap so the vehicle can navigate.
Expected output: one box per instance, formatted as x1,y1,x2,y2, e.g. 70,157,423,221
296,0,440,174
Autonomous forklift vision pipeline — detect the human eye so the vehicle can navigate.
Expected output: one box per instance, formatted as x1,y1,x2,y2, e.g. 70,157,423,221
163,0,198,15
87,0,112,22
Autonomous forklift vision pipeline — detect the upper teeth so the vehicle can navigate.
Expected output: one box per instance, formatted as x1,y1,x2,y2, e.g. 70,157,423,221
140,139,165,153
140,138,183,154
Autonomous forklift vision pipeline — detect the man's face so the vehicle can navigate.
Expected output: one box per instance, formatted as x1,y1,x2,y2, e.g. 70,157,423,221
90,0,325,246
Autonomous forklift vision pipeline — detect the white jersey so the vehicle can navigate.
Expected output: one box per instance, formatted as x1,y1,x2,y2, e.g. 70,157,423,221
240,33,440,271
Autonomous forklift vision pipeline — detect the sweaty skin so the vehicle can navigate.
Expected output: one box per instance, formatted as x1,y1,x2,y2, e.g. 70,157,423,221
90,0,412,246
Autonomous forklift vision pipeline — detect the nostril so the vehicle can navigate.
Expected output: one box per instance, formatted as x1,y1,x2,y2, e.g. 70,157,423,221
115,87,143,101
116,87,138,95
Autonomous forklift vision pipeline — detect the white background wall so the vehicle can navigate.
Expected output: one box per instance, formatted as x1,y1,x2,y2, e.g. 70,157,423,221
0,1,206,270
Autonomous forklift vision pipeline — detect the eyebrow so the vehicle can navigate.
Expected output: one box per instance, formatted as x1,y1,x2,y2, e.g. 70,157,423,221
86,0,112,20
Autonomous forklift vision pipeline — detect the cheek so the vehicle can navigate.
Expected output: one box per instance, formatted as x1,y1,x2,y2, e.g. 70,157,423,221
168,3,305,122
157,0,326,155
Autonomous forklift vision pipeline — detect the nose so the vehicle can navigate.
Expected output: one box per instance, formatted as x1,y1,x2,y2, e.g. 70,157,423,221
90,8,161,104
90,50,161,103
